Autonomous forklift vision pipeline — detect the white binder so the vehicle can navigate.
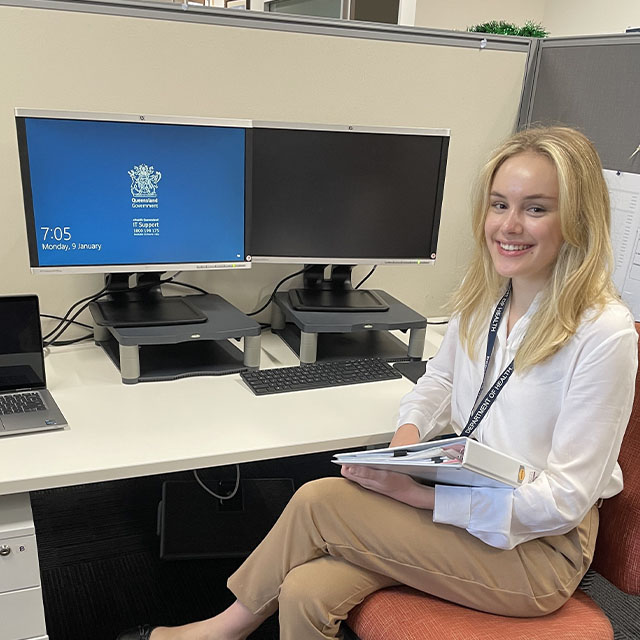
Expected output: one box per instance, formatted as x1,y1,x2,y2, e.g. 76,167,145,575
333,437,540,489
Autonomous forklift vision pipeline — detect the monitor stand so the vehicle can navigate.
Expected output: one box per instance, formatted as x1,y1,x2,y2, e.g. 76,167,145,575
92,293,262,384
272,289,427,364
288,265,389,312
89,273,207,328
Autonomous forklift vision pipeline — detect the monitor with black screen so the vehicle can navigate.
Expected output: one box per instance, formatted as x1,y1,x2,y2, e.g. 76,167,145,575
16,109,251,327
247,122,449,312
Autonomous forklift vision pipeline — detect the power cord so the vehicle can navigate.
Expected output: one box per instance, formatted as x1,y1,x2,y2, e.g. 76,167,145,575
165,279,210,295
41,313,92,330
43,273,197,347
44,299,99,347
42,267,442,343
193,465,241,501
47,334,94,346
41,314,93,346
43,280,111,343
354,266,448,326
247,265,376,317
355,266,376,289
247,266,310,317
43,278,117,347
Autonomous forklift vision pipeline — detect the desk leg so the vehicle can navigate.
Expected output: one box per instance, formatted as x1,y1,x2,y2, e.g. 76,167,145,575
299,331,318,364
119,344,140,384
243,335,261,368
0,493,49,640
407,327,426,359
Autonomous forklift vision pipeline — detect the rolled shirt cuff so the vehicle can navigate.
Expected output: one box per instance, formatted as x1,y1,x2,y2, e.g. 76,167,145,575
433,484,472,529
396,411,429,440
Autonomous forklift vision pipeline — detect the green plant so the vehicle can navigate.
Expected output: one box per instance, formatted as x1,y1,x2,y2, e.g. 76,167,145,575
468,20,549,38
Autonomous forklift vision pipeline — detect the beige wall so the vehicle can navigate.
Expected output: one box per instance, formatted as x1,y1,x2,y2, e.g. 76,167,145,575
414,0,640,37
543,0,640,36
0,5,527,333
415,0,545,33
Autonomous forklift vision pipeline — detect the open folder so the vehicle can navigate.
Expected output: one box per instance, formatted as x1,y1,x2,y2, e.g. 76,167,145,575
333,437,540,489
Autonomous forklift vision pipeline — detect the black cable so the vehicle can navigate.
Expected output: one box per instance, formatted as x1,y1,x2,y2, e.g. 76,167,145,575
426,320,449,325
42,279,113,342
355,266,376,289
43,299,97,347
137,274,177,290
193,466,240,501
164,280,210,295
247,267,309,317
43,273,183,346
40,313,92,330
48,334,94,347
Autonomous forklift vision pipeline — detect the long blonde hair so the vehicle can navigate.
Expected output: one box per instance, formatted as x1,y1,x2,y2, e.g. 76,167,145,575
450,126,617,369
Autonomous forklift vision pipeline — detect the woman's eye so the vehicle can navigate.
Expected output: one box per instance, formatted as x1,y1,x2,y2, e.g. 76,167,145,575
528,207,546,215
491,202,507,210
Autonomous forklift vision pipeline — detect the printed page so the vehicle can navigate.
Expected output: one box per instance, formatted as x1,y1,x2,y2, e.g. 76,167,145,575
604,170,640,320
333,437,467,463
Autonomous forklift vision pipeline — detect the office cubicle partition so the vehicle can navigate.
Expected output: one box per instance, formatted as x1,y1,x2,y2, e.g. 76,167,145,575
0,0,532,319
520,33,640,174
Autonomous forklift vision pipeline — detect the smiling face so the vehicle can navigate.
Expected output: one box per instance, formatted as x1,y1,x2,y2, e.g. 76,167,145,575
484,151,564,295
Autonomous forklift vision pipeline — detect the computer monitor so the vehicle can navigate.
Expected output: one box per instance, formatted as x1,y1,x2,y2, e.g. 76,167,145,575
247,122,449,311
15,109,251,327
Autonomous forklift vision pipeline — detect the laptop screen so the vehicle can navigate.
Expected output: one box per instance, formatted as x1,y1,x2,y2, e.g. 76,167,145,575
0,295,46,393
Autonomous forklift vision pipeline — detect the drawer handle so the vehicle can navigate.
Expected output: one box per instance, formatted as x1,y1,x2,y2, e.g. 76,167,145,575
0,544,11,556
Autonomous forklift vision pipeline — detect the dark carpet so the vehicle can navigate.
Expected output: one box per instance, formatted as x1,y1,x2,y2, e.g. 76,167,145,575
31,452,343,640
580,571,640,640
31,453,640,640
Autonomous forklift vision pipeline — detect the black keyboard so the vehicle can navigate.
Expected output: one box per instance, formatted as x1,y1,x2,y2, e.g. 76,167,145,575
241,357,403,395
0,391,46,415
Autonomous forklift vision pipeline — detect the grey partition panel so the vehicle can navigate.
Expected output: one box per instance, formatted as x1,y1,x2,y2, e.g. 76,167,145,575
524,35,640,173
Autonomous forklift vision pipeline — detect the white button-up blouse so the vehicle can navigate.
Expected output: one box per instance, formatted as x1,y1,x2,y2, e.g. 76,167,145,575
397,297,638,549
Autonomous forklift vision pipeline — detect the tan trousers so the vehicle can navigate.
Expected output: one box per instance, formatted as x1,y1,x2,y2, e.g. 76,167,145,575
227,478,598,640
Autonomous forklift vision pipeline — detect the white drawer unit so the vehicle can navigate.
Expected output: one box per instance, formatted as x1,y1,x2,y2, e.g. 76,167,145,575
0,587,47,640
0,533,41,593
0,493,48,640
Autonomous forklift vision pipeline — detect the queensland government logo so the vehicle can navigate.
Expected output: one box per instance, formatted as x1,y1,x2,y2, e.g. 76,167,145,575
129,164,161,209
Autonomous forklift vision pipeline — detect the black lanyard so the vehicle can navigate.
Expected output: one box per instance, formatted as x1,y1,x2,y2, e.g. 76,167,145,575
461,283,515,438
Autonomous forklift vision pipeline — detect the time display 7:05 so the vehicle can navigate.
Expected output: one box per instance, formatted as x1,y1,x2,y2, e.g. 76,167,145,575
40,226,71,241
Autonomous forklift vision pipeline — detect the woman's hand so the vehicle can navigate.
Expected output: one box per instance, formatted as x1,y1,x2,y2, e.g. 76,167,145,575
341,464,435,510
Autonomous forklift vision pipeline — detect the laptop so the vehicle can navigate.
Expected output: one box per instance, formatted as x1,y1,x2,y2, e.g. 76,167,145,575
0,295,68,436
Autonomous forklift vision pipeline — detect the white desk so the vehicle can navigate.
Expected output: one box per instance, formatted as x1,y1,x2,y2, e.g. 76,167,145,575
0,327,445,640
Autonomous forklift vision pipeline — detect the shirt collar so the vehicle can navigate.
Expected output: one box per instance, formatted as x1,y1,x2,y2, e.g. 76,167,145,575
503,289,544,346
491,286,543,348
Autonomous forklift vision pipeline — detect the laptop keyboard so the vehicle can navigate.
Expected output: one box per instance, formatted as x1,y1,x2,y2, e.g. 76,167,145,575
0,391,46,415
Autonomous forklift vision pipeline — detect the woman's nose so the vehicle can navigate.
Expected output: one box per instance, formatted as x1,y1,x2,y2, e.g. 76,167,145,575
501,209,523,234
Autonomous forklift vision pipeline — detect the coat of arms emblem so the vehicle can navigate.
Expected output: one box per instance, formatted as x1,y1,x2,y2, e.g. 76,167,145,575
128,164,162,197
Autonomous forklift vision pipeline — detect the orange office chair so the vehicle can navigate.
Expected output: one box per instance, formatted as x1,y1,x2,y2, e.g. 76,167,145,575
346,325,640,640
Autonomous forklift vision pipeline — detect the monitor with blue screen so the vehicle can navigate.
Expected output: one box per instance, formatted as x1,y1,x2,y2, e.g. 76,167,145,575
16,110,251,327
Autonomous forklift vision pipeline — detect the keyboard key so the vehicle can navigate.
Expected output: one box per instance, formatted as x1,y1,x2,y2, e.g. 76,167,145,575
0,391,46,415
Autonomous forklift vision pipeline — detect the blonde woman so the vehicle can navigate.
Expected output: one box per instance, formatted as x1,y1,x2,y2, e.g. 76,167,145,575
118,127,637,640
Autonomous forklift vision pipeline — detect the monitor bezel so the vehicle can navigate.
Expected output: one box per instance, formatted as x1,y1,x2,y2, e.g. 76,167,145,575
15,108,253,274
248,121,450,266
